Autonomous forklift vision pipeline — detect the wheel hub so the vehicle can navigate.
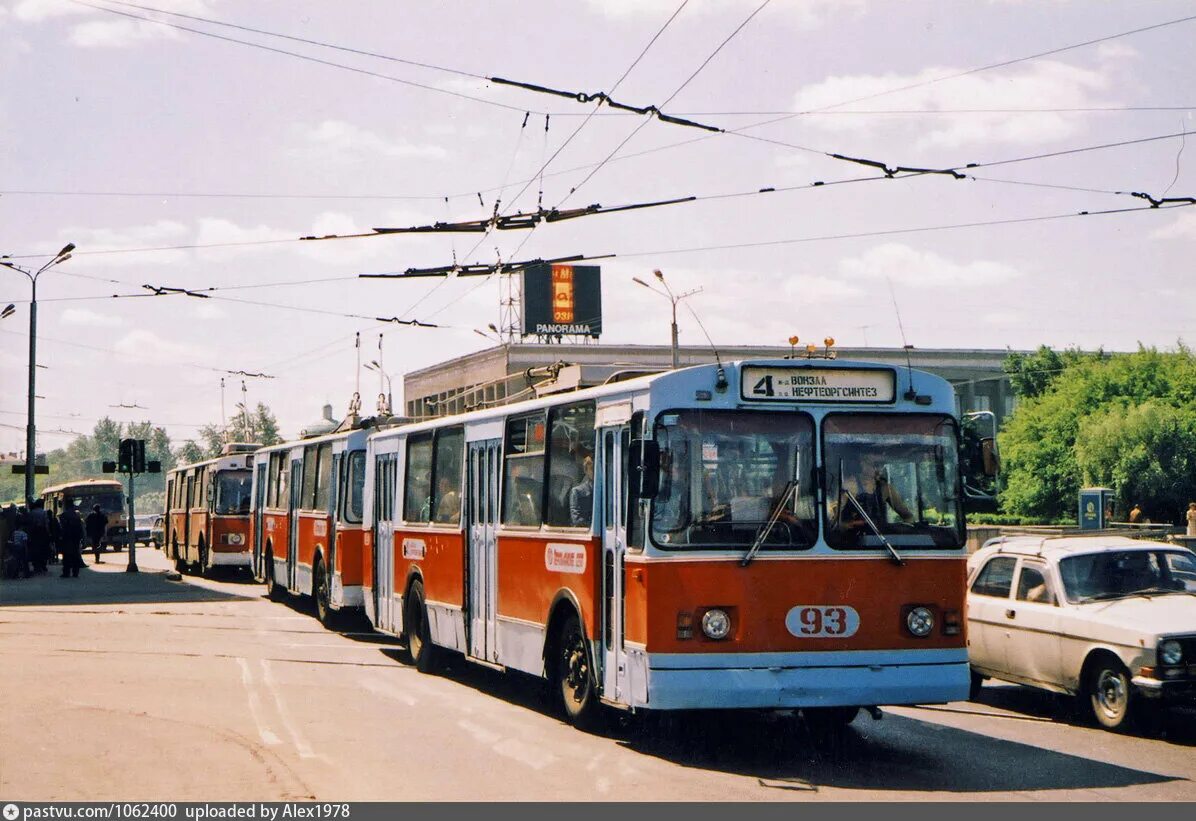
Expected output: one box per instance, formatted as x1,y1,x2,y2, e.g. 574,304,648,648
1097,670,1126,716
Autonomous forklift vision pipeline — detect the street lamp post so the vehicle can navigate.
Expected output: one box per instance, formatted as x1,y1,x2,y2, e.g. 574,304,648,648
1,244,75,505
632,269,700,370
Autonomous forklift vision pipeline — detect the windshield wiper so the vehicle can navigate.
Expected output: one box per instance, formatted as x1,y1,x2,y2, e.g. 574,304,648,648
742,480,797,567
843,488,905,567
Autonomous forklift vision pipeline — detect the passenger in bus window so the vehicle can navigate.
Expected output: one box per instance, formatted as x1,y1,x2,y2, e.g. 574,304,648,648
569,455,594,527
434,476,461,524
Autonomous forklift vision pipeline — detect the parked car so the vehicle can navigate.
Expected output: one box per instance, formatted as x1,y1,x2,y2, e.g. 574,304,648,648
966,535,1196,731
150,515,165,549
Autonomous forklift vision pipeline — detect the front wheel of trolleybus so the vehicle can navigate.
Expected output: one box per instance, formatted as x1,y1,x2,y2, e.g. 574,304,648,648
265,548,285,601
552,612,600,728
313,557,340,629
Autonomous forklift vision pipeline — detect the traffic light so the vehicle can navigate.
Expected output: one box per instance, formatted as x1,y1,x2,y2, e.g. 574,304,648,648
118,439,146,473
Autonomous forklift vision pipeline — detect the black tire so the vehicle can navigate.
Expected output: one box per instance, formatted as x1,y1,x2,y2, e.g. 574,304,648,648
313,558,338,628
266,550,285,601
552,611,599,728
198,539,209,577
1088,657,1134,731
803,706,860,733
969,668,985,701
405,580,438,673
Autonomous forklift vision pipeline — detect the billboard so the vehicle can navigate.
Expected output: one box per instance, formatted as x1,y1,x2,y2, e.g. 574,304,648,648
522,263,602,337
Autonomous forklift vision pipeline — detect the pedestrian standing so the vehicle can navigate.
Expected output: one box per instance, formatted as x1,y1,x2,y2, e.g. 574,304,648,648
85,504,108,563
1129,503,1143,524
25,500,51,574
1187,502,1196,537
47,506,61,566
58,502,85,578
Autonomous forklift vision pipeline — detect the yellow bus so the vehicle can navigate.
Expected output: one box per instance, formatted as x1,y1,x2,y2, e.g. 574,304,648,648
42,478,128,549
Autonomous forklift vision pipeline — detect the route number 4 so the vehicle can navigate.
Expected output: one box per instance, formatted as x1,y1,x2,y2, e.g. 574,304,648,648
752,375,775,396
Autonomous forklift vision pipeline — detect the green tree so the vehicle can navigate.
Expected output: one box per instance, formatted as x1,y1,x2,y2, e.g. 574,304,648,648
999,346,1196,520
1003,345,1103,400
175,440,205,465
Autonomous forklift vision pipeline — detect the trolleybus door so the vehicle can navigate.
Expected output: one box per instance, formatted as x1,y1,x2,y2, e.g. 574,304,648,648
600,425,630,701
467,439,501,663
253,459,268,577
328,453,341,583
287,460,302,591
373,453,396,633
183,474,194,560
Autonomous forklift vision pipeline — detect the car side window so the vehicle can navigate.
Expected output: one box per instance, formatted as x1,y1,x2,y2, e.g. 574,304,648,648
971,556,1017,598
1016,564,1055,605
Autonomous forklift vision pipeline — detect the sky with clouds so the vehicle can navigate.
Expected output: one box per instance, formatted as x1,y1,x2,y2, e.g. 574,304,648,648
2,0,1195,452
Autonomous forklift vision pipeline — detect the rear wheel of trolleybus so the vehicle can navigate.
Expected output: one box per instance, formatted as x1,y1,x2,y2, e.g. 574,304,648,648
198,538,210,578
801,706,861,737
405,579,440,673
551,611,599,729
313,556,339,629
265,548,285,601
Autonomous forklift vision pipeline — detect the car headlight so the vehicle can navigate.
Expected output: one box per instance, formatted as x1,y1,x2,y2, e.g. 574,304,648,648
701,608,731,640
906,606,935,637
1159,639,1183,666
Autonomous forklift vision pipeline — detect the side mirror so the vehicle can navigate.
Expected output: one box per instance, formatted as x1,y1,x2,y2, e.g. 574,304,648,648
628,439,660,499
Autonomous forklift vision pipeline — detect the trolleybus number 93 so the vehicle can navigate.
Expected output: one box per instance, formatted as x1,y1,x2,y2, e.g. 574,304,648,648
785,605,861,638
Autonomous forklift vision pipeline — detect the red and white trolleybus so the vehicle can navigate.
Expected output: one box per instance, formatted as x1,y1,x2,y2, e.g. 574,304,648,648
250,427,369,626
362,357,992,727
164,444,256,575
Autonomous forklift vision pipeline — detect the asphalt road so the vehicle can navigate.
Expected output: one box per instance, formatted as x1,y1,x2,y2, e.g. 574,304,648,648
2,547,1194,801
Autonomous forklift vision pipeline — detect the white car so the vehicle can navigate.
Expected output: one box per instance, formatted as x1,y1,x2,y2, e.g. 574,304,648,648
966,535,1196,731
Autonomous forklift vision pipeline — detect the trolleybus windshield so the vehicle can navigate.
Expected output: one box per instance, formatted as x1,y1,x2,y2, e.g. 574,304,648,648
214,469,253,515
651,410,815,550
823,414,964,549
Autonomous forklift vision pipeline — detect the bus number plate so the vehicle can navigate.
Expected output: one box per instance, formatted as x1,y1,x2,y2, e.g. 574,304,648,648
785,605,860,638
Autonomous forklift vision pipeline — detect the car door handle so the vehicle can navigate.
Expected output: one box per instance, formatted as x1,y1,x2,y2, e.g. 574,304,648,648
1005,609,1016,619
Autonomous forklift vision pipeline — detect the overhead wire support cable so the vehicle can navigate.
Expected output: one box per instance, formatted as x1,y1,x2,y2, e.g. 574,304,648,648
489,78,724,133
363,253,614,280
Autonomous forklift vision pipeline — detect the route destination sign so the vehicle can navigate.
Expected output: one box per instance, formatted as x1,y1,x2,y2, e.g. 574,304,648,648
741,366,896,403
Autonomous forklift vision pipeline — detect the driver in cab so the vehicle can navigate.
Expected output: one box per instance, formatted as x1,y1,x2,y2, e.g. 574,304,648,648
831,454,914,537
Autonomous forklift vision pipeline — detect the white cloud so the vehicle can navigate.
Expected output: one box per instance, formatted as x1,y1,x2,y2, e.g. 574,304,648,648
62,219,190,267
13,0,86,22
16,0,212,47
192,302,228,320
113,329,207,364
59,308,122,328
793,59,1112,149
586,0,862,26
1097,42,1138,61
1151,212,1196,241
289,121,449,166
70,19,173,48
839,243,1024,287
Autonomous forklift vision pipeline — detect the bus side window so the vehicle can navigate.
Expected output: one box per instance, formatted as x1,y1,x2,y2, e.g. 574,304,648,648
503,412,546,527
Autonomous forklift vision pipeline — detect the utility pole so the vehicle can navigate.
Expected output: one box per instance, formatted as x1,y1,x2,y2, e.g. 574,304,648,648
104,439,160,573
1,243,75,504
632,269,700,370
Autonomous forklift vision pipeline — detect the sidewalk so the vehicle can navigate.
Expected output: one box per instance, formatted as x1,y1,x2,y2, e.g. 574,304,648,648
0,546,255,607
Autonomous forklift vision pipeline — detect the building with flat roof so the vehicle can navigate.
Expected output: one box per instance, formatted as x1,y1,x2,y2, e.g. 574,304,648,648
403,343,1019,426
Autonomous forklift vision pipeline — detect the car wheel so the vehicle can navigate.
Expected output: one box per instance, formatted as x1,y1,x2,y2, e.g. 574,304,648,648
552,611,599,728
266,550,285,601
313,558,338,628
803,706,860,733
969,669,984,701
405,580,439,673
1088,658,1133,731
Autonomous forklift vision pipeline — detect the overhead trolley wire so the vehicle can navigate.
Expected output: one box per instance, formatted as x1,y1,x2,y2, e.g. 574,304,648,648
68,0,536,115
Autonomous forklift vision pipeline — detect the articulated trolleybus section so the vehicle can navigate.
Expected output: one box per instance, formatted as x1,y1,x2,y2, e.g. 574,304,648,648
360,358,974,724
164,445,256,574
250,428,369,626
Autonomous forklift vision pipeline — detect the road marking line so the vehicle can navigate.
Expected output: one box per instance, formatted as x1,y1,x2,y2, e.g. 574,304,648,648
360,677,417,706
260,658,325,761
236,657,282,747
457,719,502,745
493,737,557,771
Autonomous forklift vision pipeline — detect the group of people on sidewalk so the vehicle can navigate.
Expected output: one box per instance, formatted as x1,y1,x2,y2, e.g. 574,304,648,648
1,501,113,580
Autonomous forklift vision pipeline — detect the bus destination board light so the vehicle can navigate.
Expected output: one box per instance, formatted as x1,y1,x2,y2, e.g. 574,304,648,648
522,263,602,338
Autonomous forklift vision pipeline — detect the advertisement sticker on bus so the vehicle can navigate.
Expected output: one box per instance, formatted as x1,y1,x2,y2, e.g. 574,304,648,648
545,543,587,574
742,366,896,403
402,538,427,560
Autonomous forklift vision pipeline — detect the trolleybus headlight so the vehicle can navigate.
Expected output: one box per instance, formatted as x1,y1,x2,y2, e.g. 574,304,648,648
906,606,934,638
701,608,731,640
1159,639,1183,666
228,533,244,546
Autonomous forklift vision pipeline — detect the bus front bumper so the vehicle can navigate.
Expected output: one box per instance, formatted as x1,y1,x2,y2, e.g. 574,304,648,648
642,648,969,710
209,549,252,567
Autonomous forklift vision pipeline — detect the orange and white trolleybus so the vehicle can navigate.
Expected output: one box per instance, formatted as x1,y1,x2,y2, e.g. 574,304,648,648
250,427,369,626
362,358,991,727
164,444,256,574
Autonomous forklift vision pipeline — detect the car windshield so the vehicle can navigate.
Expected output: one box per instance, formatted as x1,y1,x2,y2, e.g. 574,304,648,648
1059,549,1196,602
822,414,964,549
68,492,123,514
214,469,252,515
651,410,815,550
